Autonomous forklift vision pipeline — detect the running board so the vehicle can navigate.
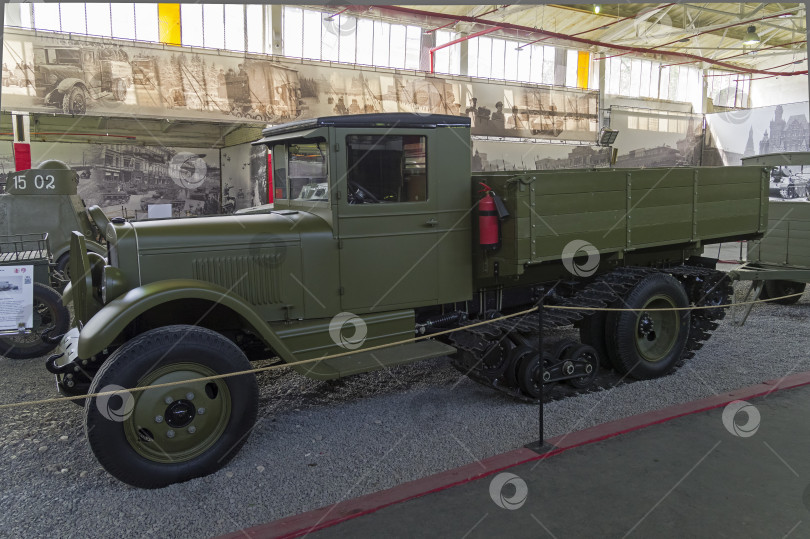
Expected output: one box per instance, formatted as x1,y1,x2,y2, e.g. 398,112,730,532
323,340,457,378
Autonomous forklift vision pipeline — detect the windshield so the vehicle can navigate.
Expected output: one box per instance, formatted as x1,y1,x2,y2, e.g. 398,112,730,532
272,139,329,202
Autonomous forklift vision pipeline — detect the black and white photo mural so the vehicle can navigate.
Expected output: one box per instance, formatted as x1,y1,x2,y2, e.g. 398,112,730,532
706,101,810,203
2,28,598,142
220,142,269,212
0,141,222,219
470,139,610,172
705,101,810,166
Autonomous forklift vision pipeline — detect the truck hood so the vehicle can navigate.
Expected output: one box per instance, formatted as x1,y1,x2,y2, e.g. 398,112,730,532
117,211,322,254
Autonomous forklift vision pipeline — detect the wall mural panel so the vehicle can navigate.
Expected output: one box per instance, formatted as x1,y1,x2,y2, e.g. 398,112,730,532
0,140,221,219
706,101,810,202
2,28,598,142
609,108,704,167
470,139,610,172
220,142,269,213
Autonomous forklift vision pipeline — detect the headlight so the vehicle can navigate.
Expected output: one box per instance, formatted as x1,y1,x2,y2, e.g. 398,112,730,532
101,265,127,304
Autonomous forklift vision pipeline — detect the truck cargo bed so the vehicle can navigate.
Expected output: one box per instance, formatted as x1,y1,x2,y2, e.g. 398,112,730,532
474,166,768,279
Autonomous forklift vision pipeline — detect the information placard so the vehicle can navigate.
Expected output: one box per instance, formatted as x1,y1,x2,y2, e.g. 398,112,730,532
0,265,34,332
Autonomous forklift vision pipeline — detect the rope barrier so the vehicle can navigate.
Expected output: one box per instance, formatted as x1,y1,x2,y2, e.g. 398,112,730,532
0,289,805,412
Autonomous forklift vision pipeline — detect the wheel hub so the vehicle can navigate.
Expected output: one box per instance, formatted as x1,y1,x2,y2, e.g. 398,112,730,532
165,399,196,428
638,313,656,341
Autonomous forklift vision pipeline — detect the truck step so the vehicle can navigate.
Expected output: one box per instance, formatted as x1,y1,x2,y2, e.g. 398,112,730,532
322,339,457,378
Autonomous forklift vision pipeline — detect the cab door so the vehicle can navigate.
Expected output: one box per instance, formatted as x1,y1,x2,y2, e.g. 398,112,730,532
335,128,440,312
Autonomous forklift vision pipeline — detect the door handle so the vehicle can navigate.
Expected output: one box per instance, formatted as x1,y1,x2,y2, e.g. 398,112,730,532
425,218,438,227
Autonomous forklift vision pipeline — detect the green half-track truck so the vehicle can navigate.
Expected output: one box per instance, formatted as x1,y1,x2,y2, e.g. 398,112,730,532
1,160,107,276
50,113,768,488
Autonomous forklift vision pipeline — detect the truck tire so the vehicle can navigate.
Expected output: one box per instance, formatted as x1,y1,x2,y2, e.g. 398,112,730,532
763,280,806,305
113,78,127,101
605,273,690,380
62,86,87,115
0,283,70,359
84,325,258,488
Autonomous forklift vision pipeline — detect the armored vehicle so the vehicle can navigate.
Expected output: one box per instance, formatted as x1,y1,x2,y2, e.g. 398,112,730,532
52,114,768,488
1,161,107,277
33,45,132,115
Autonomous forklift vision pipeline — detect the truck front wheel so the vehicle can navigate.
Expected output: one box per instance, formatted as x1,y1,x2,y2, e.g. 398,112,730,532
84,325,258,488
62,86,87,115
606,273,690,380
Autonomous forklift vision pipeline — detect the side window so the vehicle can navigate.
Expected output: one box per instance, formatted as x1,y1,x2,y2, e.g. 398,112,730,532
272,144,288,200
288,141,329,201
346,135,427,203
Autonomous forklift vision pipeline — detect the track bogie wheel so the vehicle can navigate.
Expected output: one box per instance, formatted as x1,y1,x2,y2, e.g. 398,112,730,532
565,344,599,389
517,351,553,399
551,338,579,361
504,346,534,388
84,325,258,488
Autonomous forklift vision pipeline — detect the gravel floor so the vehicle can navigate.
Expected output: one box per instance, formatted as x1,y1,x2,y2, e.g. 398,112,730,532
0,283,808,538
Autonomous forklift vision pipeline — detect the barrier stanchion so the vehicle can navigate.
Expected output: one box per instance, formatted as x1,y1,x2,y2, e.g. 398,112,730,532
528,300,551,454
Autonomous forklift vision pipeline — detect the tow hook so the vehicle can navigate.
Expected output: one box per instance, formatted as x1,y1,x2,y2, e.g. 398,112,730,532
45,352,70,374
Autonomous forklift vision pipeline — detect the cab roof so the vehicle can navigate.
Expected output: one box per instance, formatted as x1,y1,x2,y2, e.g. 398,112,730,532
255,113,471,144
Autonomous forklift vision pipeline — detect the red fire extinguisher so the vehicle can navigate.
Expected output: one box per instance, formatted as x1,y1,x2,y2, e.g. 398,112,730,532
478,182,508,250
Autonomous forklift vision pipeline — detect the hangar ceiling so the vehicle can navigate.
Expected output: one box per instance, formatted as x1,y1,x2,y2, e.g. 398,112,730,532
343,3,807,75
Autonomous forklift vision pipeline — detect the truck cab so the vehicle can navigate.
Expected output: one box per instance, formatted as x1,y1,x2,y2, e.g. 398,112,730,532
257,113,473,313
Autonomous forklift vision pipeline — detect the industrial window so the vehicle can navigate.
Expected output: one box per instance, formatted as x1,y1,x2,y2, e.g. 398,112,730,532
283,7,422,70
606,56,702,110
430,29,462,74
272,140,329,202
706,70,751,108
15,3,267,52
345,135,427,204
469,37,564,86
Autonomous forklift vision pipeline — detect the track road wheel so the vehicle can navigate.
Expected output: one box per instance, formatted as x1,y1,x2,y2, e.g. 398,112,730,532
606,273,690,380
84,325,258,488
0,283,69,359
578,310,612,369
517,351,552,400
566,344,599,389
763,280,806,305
504,346,534,388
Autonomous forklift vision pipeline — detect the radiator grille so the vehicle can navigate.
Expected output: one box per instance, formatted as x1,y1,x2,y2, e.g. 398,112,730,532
192,256,282,305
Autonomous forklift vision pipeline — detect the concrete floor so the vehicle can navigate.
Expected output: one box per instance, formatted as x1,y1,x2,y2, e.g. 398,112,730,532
285,380,810,538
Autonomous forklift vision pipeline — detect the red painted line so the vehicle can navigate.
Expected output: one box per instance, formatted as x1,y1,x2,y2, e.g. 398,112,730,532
218,370,810,539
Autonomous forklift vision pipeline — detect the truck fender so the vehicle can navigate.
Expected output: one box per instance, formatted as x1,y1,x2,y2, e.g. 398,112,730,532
53,238,105,266
76,279,298,363
55,78,87,95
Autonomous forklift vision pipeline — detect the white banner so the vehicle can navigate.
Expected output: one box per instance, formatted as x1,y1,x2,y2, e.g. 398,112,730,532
0,265,34,332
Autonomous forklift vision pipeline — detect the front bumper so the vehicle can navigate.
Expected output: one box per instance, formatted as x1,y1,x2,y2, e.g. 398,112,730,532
46,327,92,397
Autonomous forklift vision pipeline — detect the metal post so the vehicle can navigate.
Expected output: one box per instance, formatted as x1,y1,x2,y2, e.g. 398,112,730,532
527,300,549,453
538,301,544,446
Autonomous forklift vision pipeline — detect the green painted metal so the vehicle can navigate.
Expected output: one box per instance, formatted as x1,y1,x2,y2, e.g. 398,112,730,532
0,167,105,262
125,363,231,463
61,114,770,382
748,201,810,270
635,295,680,363
474,166,768,281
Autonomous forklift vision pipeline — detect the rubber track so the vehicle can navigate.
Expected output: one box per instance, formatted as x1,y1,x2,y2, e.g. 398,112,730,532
447,265,731,403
